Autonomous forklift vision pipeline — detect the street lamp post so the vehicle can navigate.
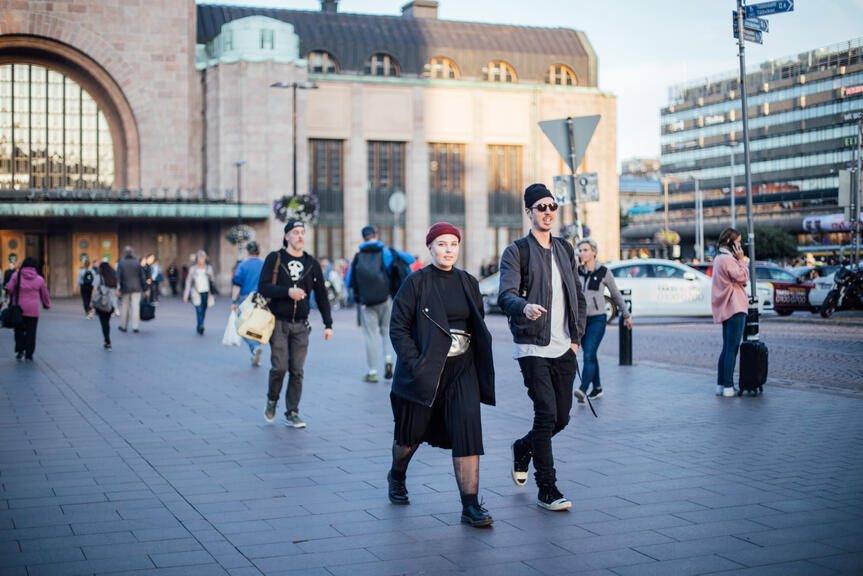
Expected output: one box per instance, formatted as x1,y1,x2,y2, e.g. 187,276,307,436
235,160,245,260
270,81,319,196
725,141,737,229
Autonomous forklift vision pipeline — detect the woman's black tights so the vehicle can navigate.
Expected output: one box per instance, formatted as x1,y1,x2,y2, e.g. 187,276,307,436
390,442,479,505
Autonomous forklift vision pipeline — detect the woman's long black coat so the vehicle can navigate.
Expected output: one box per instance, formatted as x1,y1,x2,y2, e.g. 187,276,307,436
389,266,495,408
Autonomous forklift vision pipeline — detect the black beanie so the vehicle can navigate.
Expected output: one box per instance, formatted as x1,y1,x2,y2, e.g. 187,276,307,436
524,183,554,208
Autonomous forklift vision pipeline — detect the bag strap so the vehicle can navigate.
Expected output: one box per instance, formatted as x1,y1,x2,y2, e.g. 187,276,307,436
574,361,598,418
12,270,21,306
515,237,530,298
272,251,281,285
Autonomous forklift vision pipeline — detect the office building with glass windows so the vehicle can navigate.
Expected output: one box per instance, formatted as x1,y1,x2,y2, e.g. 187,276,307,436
622,38,863,258
0,0,619,296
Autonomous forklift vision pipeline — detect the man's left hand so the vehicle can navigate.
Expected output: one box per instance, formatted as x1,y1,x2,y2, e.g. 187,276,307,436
570,343,579,354
323,328,333,341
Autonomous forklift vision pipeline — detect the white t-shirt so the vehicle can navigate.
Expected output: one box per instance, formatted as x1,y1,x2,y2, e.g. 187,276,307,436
515,246,571,359
193,267,210,293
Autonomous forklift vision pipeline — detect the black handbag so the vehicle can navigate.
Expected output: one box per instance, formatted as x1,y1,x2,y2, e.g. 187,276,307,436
1,273,24,329
139,297,156,322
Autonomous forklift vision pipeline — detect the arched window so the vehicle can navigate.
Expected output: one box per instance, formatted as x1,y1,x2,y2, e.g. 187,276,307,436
486,61,516,83
547,64,577,86
307,51,338,74
0,63,114,190
429,57,459,80
365,54,400,77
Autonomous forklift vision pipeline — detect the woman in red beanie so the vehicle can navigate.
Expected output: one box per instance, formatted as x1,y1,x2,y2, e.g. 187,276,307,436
387,222,496,527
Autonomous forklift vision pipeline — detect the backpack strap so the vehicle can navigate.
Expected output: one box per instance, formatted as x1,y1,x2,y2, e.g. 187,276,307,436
272,251,281,285
515,237,530,298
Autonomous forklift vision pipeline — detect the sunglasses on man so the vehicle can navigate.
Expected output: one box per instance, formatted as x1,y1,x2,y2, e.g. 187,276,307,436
530,202,559,213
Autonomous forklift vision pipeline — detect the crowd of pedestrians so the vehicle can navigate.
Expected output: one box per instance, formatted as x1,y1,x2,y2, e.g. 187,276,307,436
4,181,786,527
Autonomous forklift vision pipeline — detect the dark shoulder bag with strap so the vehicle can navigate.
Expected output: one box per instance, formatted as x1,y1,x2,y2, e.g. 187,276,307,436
353,249,389,306
2,274,24,329
387,248,411,298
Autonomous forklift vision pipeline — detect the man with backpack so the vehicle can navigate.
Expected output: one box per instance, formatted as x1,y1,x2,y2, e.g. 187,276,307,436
346,225,415,383
497,183,586,512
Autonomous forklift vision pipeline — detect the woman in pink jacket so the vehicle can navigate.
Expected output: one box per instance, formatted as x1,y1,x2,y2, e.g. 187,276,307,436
711,228,749,397
7,257,51,361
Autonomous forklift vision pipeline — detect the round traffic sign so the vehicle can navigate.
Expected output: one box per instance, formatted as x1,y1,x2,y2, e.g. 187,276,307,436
389,191,406,214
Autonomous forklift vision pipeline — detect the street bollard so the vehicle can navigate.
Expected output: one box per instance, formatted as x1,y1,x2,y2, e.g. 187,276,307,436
619,289,633,366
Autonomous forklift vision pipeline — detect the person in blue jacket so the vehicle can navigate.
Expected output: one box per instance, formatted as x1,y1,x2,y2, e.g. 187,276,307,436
231,241,266,366
346,226,415,383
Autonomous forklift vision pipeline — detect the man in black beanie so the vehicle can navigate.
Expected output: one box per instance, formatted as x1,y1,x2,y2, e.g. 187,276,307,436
497,183,586,511
258,219,333,428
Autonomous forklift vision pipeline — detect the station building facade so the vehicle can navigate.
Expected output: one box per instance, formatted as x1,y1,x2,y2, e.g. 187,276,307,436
1,0,618,295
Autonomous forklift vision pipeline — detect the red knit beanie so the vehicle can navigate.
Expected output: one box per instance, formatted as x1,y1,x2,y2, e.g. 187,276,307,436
426,222,461,245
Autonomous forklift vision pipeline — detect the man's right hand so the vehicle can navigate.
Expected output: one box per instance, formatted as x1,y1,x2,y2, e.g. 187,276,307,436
288,287,306,301
523,303,547,321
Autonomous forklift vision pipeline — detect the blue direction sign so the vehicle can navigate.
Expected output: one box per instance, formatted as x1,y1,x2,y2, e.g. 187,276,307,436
734,28,763,44
744,0,793,18
732,11,769,32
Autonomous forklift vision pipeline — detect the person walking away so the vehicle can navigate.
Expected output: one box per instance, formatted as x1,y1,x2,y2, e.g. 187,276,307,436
574,238,632,403
150,257,163,303
711,227,749,397
2,256,16,305
7,257,50,361
232,241,265,365
116,246,144,333
90,261,118,350
168,261,179,296
346,225,415,383
387,223,496,527
498,183,586,511
75,259,95,319
258,219,333,428
184,250,216,335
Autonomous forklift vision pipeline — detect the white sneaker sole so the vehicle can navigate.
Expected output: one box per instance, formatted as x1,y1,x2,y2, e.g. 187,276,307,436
722,387,737,397
538,498,572,511
511,443,528,487
574,389,586,403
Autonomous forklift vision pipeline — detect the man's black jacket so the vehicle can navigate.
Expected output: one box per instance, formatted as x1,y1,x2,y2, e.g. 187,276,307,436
258,249,332,328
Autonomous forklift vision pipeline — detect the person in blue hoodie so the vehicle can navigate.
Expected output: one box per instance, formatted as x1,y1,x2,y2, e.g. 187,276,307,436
346,225,415,383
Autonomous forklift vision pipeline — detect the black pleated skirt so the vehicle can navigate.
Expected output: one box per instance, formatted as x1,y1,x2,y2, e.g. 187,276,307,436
391,349,484,457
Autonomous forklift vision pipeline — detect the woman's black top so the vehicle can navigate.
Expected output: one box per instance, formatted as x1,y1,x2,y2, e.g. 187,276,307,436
429,265,469,331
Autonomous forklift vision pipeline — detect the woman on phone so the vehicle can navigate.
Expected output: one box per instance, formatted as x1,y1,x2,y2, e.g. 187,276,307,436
711,228,749,397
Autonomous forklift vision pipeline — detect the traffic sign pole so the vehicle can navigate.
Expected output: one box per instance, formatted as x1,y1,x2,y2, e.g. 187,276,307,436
566,117,583,240
737,0,759,340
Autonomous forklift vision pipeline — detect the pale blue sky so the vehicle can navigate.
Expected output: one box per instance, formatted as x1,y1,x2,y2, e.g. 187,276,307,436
202,0,863,167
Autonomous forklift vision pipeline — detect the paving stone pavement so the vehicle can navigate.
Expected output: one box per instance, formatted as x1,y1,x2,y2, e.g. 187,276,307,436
1,297,862,575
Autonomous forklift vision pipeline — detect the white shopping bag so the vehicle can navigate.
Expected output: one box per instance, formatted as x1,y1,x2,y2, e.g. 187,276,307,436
222,310,243,346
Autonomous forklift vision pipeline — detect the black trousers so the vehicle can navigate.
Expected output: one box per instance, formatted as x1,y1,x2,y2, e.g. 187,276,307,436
80,286,93,314
14,316,39,359
516,349,577,487
96,309,112,345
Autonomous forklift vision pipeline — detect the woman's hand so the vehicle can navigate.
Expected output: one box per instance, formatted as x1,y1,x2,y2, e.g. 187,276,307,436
731,241,744,260
624,317,633,330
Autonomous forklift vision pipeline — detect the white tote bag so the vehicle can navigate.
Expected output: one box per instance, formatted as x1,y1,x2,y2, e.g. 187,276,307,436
222,310,243,346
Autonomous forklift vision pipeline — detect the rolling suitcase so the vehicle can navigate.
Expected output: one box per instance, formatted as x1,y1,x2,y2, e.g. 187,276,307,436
738,340,767,395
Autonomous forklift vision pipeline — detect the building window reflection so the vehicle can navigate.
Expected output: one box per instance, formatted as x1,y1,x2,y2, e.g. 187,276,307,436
365,54,399,77
487,144,522,229
547,64,576,86
486,61,516,83
429,143,465,225
368,141,405,247
310,138,344,260
308,51,338,74
429,57,459,80
0,63,113,190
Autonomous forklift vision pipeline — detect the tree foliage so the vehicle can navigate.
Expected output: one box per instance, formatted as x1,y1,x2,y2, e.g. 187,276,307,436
741,226,798,261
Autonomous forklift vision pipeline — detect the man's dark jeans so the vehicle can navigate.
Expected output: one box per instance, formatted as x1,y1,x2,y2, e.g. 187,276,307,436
268,319,311,414
718,312,746,388
516,349,577,487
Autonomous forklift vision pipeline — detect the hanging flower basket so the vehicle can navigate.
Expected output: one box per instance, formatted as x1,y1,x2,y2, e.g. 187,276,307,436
272,194,319,225
225,224,254,245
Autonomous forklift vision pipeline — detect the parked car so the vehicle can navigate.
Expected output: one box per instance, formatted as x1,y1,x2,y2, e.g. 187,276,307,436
661,260,775,313
753,262,814,315
479,270,623,325
792,265,841,310
606,259,714,317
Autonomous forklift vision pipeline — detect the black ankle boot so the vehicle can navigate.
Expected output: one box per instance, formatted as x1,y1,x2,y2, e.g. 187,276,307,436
387,471,409,505
460,499,493,527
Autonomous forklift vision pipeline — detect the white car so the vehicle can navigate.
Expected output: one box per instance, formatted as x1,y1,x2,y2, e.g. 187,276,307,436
792,265,841,309
607,258,772,318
